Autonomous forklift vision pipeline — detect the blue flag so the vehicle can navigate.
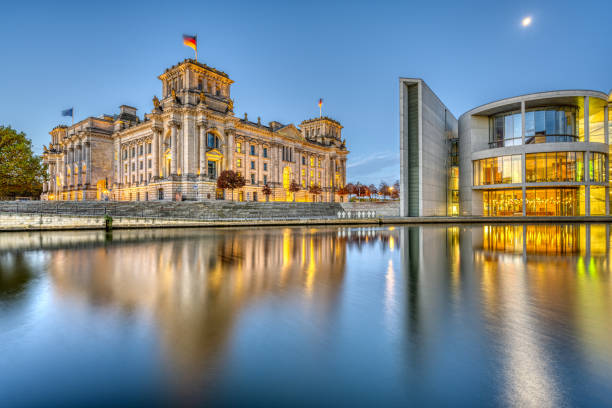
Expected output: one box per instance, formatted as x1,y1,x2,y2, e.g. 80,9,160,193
62,108,73,117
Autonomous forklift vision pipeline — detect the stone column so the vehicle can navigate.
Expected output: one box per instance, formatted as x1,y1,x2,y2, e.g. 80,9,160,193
86,141,91,186
227,129,235,174
170,123,178,175
152,130,160,180
199,124,206,176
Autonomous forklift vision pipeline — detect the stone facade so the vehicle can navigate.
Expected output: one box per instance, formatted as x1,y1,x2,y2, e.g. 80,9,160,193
42,59,348,202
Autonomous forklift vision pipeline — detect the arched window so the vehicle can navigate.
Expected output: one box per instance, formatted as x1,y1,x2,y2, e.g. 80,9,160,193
207,133,220,149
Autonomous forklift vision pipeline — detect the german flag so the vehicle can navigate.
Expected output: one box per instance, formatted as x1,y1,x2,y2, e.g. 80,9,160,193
183,34,197,51
318,98,323,108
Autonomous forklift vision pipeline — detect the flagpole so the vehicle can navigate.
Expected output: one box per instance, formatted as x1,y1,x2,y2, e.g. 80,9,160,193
72,108,74,126
195,35,198,61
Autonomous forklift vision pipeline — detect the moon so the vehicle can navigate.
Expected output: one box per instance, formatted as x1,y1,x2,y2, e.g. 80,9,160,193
522,16,532,27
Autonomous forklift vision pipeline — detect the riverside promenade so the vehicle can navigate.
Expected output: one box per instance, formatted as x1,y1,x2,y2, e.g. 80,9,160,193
2,201,612,231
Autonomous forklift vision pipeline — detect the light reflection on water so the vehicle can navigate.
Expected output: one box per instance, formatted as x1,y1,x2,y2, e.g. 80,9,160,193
0,225,611,407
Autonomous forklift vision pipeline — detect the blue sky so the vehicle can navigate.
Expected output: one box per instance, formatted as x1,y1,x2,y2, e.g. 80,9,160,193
0,0,610,185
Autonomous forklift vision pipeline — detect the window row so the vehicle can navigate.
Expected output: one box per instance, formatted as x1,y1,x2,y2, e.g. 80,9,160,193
474,152,605,186
123,143,152,159
489,107,579,148
235,141,269,158
473,155,522,186
482,187,606,216
236,159,268,172
525,152,584,182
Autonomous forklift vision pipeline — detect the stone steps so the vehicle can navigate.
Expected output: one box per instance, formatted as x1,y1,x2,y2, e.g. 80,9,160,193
0,201,343,220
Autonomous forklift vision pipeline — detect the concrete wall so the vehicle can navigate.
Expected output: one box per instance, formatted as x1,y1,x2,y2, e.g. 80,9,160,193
339,201,399,217
399,78,457,217
458,114,488,216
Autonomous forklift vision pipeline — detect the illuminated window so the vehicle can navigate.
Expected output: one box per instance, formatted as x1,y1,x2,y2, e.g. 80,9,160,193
237,159,242,167
236,142,242,153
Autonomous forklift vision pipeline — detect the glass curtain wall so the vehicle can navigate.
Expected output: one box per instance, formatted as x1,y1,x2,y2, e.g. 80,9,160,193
525,188,584,216
490,113,522,147
525,152,584,182
473,155,522,186
590,185,606,215
524,108,577,144
482,189,522,216
589,152,606,182
589,98,605,143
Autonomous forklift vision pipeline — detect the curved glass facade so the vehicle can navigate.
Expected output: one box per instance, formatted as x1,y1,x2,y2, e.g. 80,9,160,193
525,152,584,182
525,108,577,144
473,155,522,186
590,152,606,182
483,187,585,216
489,107,579,148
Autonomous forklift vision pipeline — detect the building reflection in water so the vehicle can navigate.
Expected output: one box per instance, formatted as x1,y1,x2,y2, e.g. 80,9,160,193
40,226,398,400
401,223,612,407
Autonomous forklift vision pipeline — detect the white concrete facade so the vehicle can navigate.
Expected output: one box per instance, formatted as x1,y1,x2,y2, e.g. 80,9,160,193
400,82,612,217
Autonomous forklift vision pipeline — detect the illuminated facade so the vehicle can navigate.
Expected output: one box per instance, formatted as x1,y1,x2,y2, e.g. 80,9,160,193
400,80,612,217
41,59,348,202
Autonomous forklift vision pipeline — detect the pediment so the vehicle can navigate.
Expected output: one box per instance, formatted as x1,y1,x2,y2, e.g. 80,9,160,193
275,124,304,140
206,148,224,159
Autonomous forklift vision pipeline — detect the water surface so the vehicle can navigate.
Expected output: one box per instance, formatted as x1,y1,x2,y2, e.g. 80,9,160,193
1,225,612,407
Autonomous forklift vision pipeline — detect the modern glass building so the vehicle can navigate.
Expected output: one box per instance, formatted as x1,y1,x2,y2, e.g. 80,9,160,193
400,79,612,217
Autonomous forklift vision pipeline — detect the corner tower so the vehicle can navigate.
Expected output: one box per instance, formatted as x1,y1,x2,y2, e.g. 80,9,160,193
300,117,344,148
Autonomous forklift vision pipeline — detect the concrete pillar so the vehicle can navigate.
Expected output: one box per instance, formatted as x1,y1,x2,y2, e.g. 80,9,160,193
522,153,527,215
584,96,590,142
605,105,609,145
170,124,178,175
521,100,525,145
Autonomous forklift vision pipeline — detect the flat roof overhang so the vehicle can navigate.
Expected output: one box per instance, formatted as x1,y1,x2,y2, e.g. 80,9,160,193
463,90,609,117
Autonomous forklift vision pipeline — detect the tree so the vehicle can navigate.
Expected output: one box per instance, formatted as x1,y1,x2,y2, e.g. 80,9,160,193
368,184,377,201
345,183,356,200
0,126,46,199
336,185,349,202
355,183,368,200
308,184,322,202
288,180,301,202
379,182,390,200
216,170,245,201
391,180,400,199
262,184,272,202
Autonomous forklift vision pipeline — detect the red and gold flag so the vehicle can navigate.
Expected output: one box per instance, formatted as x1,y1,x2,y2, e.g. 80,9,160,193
183,34,197,51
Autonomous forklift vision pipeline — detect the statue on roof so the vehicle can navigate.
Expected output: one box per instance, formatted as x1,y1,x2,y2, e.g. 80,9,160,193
226,98,234,113
199,91,206,105
152,95,160,109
